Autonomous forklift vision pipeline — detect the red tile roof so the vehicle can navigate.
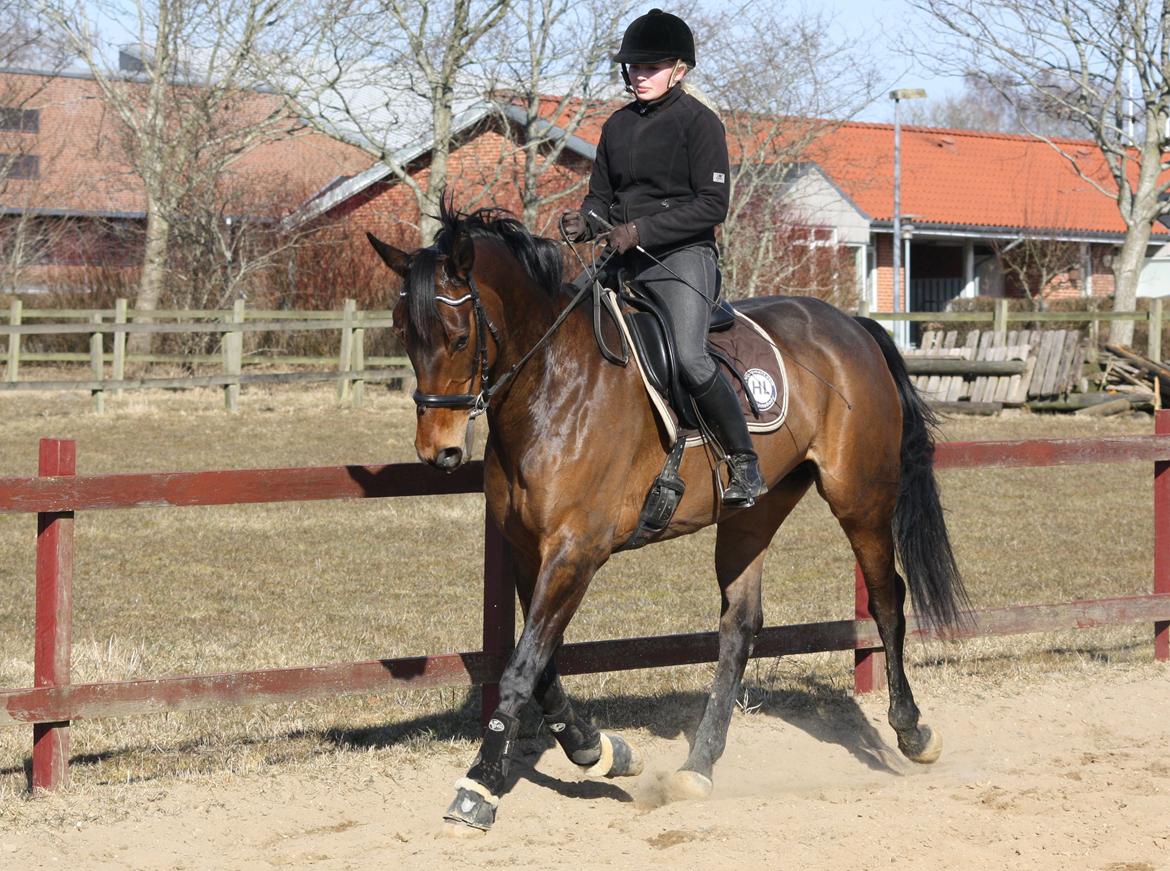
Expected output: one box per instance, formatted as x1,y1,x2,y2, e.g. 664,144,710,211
802,120,1160,237
536,94,1160,239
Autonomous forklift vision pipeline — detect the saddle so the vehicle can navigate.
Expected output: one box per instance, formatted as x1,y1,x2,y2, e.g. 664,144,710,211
612,284,788,444
621,289,739,430
592,280,789,552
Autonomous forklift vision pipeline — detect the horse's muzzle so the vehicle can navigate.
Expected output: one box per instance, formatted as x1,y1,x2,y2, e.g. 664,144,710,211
428,446,465,472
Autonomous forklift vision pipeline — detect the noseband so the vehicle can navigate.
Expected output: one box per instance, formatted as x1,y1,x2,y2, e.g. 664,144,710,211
410,274,501,419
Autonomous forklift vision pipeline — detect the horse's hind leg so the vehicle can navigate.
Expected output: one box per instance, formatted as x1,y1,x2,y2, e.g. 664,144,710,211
835,505,941,763
669,471,813,800
534,658,643,777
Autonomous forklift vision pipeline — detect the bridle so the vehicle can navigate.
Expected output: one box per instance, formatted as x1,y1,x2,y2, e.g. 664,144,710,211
408,272,501,419
405,249,611,419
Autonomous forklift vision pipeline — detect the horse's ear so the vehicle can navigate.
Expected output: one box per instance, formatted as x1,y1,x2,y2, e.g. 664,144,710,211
366,232,409,278
450,230,475,279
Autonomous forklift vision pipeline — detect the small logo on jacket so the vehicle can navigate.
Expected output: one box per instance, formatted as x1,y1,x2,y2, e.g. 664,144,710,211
712,172,725,183
744,368,778,411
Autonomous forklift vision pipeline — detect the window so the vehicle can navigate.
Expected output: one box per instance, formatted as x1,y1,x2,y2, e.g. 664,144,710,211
0,154,40,180
0,108,40,133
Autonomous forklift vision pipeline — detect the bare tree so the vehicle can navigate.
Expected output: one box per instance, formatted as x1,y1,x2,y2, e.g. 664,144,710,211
994,235,1084,309
37,0,297,352
1,0,72,69
901,72,1085,135
484,0,632,230
689,2,880,297
1,5,73,296
910,0,1170,346
271,0,511,243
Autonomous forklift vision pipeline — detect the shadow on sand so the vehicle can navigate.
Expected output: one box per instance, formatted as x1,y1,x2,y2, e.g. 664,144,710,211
0,673,907,800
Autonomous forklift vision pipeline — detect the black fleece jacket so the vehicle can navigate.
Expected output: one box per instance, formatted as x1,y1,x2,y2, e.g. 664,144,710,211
581,86,730,256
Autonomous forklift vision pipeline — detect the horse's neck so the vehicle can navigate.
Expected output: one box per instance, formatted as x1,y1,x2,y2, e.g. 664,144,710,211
487,290,635,451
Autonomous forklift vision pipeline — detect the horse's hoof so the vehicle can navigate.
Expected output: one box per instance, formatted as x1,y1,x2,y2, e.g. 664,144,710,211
664,769,713,802
441,819,488,839
897,724,943,764
442,782,497,832
580,733,644,779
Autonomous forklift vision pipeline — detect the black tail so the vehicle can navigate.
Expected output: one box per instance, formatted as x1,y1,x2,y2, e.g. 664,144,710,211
854,317,970,630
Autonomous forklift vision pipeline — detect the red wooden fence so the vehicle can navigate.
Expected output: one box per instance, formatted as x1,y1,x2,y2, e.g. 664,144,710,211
2,414,1170,793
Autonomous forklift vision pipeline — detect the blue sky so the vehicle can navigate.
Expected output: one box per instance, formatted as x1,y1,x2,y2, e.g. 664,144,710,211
79,0,967,123
818,0,967,122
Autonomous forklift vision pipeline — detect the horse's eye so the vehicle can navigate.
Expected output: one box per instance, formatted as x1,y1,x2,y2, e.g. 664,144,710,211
452,335,469,352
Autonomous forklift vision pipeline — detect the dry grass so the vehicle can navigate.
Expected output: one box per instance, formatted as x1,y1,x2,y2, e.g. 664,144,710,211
0,384,1161,826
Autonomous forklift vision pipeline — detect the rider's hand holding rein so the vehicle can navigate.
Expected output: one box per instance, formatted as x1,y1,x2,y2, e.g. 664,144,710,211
559,210,591,242
606,222,640,254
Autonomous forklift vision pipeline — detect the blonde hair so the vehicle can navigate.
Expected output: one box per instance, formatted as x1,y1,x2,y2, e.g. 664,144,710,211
678,71,721,120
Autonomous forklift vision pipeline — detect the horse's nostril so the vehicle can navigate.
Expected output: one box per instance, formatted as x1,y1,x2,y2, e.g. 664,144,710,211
435,447,464,471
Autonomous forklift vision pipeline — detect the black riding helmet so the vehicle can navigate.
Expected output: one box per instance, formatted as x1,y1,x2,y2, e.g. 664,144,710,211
613,8,696,67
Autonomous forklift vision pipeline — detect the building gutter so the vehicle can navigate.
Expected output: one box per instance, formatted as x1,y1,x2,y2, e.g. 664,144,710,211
869,221,1170,246
0,206,147,220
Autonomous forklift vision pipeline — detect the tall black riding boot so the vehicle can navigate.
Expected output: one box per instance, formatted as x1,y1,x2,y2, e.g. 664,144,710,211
691,372,767,508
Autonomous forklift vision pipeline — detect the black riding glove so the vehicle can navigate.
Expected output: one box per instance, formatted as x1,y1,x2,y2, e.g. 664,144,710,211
560,210,591,242
608,222,640,254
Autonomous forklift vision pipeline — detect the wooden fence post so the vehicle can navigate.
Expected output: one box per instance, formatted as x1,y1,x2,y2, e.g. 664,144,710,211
853,562,887,694
5,298,21,383
481,513,515,725
1156,410,1170,662
222,300,244,412
350,308,366,408
33,438,75,793
1149,298,1163,364
993,298,1009,344
337,298,356,402
112,299,127,392
89,314,105,413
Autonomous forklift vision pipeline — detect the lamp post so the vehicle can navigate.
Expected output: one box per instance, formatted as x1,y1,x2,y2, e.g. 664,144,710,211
890,88,926,347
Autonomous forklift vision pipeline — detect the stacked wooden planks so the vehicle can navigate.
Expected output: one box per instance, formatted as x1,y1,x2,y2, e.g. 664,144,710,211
905,329,1087,411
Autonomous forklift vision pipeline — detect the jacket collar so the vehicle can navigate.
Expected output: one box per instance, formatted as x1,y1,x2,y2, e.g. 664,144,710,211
633,84,685,116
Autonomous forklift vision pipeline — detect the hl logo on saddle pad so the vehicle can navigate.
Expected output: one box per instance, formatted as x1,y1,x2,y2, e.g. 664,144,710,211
745,368,778,411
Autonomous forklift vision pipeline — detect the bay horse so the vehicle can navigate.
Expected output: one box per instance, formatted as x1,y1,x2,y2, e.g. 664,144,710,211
367,200,966,834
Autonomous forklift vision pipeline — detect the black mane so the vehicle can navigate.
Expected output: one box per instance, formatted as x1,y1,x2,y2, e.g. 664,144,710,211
405,197,563,337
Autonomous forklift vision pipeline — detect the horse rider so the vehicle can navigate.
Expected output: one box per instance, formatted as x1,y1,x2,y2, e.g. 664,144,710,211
560,7,766,508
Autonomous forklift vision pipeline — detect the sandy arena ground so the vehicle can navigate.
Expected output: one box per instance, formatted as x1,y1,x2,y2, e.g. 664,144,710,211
1,664,1167,870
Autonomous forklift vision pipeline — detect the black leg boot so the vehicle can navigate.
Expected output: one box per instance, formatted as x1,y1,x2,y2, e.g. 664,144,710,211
691,372,767,508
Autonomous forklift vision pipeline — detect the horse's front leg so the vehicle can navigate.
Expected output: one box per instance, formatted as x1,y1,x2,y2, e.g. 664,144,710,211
443,540,614,833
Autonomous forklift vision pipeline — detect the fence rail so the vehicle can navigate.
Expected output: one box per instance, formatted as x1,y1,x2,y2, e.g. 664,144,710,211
1,418,1170,792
